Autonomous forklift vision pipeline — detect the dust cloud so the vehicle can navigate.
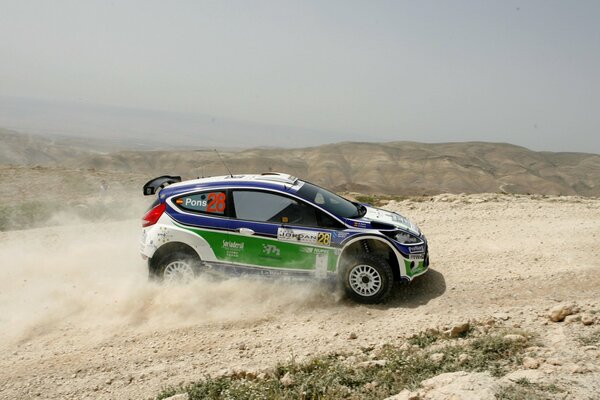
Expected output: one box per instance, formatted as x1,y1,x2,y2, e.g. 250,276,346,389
0,219,335,348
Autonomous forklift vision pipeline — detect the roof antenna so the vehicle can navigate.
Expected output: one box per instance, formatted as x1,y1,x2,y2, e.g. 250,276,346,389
214,149,233,177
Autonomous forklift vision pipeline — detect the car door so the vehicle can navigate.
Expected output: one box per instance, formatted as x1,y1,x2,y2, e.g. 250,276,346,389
168,188,235,264
228,189,342,278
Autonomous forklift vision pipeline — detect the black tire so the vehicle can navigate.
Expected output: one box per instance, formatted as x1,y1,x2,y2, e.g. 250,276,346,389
151,251,201,283
342,254,394,304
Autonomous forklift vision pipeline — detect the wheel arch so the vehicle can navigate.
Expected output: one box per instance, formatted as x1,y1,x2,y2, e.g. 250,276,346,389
337,235,404,281
148,241,201,275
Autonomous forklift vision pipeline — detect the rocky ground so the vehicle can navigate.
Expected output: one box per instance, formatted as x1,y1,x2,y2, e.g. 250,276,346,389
0,193,599,399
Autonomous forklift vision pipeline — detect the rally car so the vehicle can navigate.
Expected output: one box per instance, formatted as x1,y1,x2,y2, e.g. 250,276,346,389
140,173,429,303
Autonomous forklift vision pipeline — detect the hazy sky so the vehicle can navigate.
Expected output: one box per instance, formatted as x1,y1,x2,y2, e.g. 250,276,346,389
1,1,599,152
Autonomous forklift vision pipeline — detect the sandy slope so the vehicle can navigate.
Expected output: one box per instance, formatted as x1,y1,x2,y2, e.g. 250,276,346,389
3,134,600,197
1,194,599,399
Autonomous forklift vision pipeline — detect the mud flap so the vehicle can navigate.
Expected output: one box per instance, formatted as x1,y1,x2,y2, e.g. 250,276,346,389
315,252,328,279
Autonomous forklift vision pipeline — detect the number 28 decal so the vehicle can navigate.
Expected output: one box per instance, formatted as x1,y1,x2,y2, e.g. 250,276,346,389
207,192,226,213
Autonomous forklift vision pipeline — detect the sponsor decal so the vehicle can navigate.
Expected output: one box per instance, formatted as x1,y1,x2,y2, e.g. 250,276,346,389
262,244,281,257
313,248,330,255
178,192,226,214
404,259,427,277
277,228,319,244
317,232,331,246
222,239,244,258
222,240,244,250
157,226,172,244
387,212,409,225
299,247,329,256
409,253,424,261
276,228,332,246
408,245,425,253
185,197,207,207
333,231,350,240
351,221,368,228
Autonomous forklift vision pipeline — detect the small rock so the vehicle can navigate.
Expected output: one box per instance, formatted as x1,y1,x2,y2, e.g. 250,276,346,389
564,315,581,324
429,353,445,363
421,371,498,399
493,312,510,321
163,394,189,400
522,357,540,369
364,381,379,390
457,353,470,364
399,343,411,351
384,389,421,400
549,304,578,322
570,365,588,374
502,369,545,384
280,372,294,387
581,314,595,326
357,360,388,368
445,322,470,338
232,368,247,378
348,332,358,340
503,334,526,342
425,327,440,335
546,358,563,366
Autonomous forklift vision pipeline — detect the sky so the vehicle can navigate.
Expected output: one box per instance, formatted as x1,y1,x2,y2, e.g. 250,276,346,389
1,0,599,152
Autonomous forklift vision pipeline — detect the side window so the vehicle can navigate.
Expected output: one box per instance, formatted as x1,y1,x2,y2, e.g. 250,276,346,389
232,190,317,226
175,191,227,215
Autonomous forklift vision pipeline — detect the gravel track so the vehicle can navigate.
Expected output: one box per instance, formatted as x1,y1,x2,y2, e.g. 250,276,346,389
1,193,599,399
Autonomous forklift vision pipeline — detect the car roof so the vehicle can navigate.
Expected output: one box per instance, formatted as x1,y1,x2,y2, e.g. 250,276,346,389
159,172,301,198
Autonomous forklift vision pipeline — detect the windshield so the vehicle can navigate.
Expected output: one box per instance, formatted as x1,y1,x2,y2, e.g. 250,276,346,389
296,181,363,219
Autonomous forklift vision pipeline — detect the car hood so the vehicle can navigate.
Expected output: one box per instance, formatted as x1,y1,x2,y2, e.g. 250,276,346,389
361,205,421,236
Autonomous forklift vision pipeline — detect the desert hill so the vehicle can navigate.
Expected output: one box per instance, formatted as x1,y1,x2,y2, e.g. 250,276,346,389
0,128,119,165
65,141,600,196
2,129,599,196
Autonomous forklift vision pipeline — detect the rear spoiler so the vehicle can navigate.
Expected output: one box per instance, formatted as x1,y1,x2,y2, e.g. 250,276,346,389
143,175,182,196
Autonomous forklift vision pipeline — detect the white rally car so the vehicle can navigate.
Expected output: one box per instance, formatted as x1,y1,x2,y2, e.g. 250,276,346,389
141,173,429,303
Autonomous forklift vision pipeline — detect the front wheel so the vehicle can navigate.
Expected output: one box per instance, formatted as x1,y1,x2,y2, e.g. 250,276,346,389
153,251,200,284
342,254,393,304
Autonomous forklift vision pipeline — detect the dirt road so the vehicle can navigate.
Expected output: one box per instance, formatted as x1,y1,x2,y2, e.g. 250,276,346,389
1,193,599,399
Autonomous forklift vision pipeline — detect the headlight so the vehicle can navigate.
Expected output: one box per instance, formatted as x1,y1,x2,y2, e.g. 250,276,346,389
395,231,421,244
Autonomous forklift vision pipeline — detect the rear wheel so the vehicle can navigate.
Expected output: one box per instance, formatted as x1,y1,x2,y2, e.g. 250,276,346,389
342,254,393,304
152,251,200,284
